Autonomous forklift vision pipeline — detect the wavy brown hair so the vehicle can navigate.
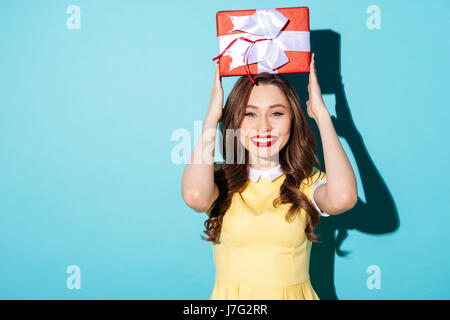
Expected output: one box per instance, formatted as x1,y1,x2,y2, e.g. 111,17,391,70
201,72,325,243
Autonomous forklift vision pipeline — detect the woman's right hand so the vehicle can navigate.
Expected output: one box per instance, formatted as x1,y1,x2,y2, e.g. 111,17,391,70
207,62,224,122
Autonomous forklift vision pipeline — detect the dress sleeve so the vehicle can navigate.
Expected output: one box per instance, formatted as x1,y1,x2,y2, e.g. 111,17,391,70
307,167,330,217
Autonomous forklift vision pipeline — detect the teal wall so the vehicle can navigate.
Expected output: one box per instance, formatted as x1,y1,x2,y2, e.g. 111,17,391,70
0,0,448,299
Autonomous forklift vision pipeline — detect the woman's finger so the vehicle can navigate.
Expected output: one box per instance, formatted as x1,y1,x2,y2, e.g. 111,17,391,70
306,99,311,109
310,60,316,79
214,62,221,85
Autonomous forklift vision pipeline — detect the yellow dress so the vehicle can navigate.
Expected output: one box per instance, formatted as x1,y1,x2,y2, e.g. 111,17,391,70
205,165,328,300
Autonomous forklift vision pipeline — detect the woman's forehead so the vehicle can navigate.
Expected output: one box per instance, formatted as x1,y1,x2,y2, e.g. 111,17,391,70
247,84,289,108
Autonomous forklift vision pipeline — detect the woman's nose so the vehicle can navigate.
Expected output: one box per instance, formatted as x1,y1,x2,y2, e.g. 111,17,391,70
257,117,272,132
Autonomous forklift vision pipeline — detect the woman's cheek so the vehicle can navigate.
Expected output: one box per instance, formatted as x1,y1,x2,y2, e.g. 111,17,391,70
238,126,250,147
243,135,249,150
238,130,249,150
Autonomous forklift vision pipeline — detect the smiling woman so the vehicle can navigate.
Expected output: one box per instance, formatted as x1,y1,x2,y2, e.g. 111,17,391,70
181,59,357,300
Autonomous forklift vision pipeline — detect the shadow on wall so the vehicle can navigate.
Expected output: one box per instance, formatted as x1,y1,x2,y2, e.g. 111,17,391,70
284,30,400,300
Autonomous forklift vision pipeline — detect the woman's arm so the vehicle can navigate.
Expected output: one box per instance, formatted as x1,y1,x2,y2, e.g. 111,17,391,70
181,63,223,212
314,112,358,214
306,53,358,214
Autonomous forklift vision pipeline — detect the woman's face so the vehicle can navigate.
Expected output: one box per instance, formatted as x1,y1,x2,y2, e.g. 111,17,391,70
239,84,293,166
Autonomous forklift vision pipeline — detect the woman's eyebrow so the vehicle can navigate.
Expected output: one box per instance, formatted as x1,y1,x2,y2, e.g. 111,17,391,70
246,104,287,110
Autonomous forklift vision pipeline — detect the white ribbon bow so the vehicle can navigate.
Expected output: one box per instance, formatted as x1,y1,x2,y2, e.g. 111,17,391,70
217,8,310,73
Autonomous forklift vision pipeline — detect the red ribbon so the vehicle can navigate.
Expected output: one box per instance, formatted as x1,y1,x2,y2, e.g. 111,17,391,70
212,36,271,84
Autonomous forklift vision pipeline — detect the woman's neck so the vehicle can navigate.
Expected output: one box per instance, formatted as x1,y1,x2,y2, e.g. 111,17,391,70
248,160,280,171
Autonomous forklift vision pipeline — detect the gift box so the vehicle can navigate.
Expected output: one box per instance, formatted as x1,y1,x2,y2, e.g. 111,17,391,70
213,6,311,82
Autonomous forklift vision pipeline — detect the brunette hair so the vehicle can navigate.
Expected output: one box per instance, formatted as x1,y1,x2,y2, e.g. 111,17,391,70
201,72,325,243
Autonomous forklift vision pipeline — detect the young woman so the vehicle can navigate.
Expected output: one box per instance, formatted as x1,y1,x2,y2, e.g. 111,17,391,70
181,53,358,300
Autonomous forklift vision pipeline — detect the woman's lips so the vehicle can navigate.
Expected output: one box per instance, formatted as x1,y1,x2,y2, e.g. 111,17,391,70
250,135,278,147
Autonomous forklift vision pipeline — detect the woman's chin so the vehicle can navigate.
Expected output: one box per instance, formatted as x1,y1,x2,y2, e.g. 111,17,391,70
247,145,281,163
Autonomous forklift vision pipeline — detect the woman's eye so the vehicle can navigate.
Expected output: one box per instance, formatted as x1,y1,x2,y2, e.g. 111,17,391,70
245,112,283,117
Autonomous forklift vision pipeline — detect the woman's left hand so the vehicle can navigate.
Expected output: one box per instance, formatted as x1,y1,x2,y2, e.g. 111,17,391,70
306,53,329,122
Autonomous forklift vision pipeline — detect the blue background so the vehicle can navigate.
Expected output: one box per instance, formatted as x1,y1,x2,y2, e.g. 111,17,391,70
0,0,449,299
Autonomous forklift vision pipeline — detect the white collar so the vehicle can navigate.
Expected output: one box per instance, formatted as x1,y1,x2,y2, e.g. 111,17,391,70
248,164,284,182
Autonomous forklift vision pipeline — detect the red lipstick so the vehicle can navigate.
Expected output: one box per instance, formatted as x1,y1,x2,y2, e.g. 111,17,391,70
250,135,278,147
